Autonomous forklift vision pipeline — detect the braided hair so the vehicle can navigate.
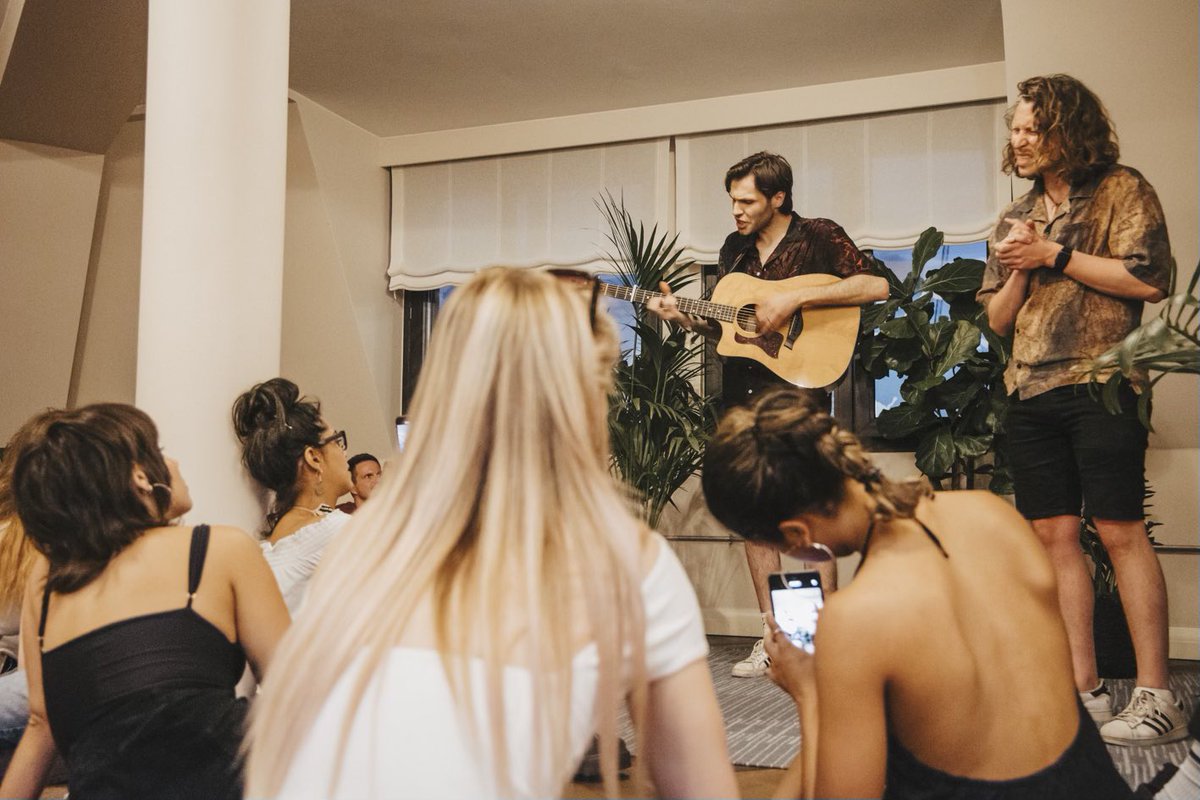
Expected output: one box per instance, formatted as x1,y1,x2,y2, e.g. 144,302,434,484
702,386,930,546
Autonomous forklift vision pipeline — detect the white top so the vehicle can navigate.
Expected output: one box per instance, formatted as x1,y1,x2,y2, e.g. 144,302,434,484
261,510,349,615
275,533,707,799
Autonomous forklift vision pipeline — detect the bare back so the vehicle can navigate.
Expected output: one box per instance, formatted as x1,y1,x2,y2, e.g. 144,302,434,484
828,491,1078,780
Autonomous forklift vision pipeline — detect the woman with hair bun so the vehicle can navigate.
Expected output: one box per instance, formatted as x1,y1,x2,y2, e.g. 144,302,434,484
232,378,353,615
0,403,288,800
702,385,1131,800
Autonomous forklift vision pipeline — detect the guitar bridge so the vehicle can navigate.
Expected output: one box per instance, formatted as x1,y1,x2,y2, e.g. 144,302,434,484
733,329,784,358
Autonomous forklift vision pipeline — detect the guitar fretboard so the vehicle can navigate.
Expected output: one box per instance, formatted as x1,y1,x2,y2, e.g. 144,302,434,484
597,282,743,325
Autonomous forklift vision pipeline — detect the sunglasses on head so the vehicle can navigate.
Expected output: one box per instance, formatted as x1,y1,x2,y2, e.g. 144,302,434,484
547,269,601,332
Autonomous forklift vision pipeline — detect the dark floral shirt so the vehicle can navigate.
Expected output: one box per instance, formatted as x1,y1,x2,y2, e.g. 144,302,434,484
978,165,1172,399
716,214,872,409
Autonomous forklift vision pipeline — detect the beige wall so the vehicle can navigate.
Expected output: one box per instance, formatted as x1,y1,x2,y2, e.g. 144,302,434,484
280,101,399,464
71,119,144,408
0,139,102,440
2,104,397,511
1001,0,1200,657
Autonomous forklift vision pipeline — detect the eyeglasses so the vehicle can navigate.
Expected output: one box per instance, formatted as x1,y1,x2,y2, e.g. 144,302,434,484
317,430,348,451
547,269,601,333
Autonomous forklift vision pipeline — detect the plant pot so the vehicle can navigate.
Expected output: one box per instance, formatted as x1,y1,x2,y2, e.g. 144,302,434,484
1093,592,1136,679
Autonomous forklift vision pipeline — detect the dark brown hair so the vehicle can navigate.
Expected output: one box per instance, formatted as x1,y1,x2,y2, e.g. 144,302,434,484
1002,74,1120,185
0,409,67,607
232,378,324,529
13,404,172,594
702,386,928,545
725,151,794,215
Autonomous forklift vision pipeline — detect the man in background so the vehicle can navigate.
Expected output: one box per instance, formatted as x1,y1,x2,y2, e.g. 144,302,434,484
337,453,381,515
978,74,1182,745
648,151,887,677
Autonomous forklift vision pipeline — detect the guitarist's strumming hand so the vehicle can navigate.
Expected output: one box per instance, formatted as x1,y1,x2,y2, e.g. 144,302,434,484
753,288,806,333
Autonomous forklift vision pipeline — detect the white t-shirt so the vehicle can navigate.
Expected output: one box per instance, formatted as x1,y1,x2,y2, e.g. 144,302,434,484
274,533,707,799
261,510,349,615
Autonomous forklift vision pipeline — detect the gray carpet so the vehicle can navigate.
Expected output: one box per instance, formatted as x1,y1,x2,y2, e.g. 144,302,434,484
625,642,1197,790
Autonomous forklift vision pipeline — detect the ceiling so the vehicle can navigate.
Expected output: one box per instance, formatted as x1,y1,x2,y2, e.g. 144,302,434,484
290,0,1006,137
0,0,1005,151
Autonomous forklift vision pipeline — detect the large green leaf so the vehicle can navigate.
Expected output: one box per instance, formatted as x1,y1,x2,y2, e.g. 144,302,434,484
906,227,945,292
929,321,984,376
954,434,992,459
920,258,985,298
877,403,938,439
915,426,956,478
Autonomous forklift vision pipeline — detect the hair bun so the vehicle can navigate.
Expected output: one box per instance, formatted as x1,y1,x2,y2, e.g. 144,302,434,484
232,378,300,442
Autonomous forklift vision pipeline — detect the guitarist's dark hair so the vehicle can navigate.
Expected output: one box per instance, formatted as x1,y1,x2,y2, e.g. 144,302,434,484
702,385,929,544
725,151,794,215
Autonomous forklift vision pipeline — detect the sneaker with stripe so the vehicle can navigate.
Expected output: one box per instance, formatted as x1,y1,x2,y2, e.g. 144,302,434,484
1080,680,1114,724
1100,687,1188,746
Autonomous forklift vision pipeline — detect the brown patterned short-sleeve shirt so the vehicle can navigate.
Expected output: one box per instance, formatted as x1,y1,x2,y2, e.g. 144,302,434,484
716,214,872,409
977,165,1171,399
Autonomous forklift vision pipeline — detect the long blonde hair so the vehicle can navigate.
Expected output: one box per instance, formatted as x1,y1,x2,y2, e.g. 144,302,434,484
246,268,648,796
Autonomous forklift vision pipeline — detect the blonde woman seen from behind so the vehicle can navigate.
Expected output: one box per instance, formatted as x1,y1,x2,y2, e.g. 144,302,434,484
246,267,737,799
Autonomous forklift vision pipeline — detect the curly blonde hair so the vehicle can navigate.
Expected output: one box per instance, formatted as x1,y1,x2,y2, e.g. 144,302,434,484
1002,74,1120,185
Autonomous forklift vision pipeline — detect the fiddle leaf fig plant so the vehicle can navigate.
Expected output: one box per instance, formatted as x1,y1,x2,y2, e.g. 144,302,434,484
857,227,1013,491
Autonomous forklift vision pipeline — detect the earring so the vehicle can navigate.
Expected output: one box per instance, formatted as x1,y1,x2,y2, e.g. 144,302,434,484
315,470,324,492
810,541,835,562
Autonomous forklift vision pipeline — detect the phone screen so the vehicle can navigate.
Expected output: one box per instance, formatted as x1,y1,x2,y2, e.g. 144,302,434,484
395,416,409,452
769,571,824,654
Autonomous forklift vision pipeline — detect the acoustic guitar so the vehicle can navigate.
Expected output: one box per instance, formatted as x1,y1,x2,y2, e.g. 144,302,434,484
598,272,861,389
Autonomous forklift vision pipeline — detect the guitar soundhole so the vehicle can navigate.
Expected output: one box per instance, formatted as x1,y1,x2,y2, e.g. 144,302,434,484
733,304,784,358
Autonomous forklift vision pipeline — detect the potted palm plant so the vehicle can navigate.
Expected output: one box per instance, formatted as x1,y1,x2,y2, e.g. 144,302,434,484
597,193,718,527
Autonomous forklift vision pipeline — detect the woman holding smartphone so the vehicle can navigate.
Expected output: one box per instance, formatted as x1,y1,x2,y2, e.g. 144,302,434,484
245,267,737,799
0,403,288,799
702,385,1131,800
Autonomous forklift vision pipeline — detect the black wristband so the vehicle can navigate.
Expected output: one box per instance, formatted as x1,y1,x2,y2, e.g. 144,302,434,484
1053,245,1074,271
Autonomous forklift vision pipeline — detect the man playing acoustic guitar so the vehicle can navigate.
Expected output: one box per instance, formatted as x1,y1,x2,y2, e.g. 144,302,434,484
648,151,887,677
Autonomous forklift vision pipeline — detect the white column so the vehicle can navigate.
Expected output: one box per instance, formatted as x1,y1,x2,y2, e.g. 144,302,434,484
137,0,289,531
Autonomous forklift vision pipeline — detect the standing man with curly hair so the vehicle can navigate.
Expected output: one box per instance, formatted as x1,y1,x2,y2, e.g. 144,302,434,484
978,74,1184,746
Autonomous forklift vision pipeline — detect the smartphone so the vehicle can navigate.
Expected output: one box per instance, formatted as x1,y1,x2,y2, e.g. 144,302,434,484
395,416,409,452
768,571,824,654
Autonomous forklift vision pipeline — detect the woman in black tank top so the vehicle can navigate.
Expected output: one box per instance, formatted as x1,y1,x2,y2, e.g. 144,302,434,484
703,386,1133,800
0,404,289,800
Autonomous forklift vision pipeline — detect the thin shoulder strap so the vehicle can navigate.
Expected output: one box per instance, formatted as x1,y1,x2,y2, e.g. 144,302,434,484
37,582,51,650
186,524,212,608
915,519,950,559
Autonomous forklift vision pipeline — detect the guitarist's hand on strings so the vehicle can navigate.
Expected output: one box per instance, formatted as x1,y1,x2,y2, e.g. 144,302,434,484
647,282,695,331
753,289,804,334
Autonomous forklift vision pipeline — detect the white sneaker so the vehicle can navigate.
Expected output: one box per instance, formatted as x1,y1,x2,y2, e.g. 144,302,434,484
1080,681,1114,724
1100,687,1188,746
731,638,769,678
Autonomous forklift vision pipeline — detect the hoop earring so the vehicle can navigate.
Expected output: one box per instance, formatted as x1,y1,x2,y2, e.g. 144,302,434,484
810,541,835,562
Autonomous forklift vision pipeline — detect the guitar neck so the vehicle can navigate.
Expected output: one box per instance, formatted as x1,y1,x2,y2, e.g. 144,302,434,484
597,282,735,322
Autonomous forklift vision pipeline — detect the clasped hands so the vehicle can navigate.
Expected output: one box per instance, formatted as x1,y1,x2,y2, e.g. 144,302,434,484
996,218,1058,272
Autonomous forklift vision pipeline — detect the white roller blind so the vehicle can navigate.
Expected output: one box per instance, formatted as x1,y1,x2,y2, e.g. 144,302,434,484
676,100,1010,261
387,139,670,290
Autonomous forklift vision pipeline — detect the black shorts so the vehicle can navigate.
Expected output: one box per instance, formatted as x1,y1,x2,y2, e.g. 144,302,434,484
1007,382,1148,521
